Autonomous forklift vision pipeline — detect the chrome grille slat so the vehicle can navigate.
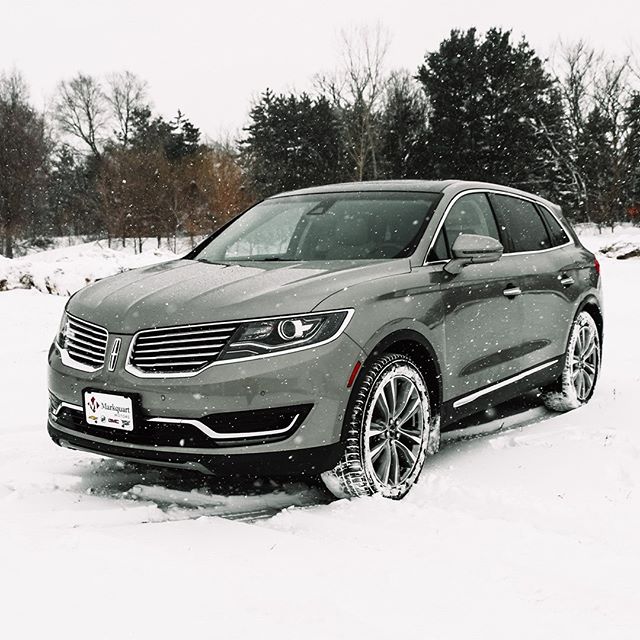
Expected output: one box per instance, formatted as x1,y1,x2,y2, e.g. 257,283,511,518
67,327,106,347
65,315,108,369
134,344,226,355
136,327,238,341
67,334,107,353
130,322,240,374
65,341,106,361
136,334,235,347
134,352,222,361
68,318,108,339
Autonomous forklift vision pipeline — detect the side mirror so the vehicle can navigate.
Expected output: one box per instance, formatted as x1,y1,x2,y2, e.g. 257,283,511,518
444,233,504,275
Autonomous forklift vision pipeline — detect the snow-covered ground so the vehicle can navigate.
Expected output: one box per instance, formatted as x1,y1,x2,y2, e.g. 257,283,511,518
0,241,181,295
1,232,639,639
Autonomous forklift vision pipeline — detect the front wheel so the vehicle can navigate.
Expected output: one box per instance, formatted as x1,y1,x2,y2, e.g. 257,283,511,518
542,310,601,412
321,352,439,500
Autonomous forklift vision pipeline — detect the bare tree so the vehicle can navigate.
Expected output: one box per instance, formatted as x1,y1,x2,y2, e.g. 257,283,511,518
106,71,148,146
551,41,639,226
53,73,108,158
317,24,390,180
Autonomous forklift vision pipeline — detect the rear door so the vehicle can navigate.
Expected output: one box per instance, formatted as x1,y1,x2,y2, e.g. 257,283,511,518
488,193,577,370
428,192,525,402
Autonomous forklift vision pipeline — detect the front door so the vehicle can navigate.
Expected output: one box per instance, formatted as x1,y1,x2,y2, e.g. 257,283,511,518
428,192,525,406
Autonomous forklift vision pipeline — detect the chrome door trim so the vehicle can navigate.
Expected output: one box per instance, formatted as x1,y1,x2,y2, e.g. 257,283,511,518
423,188,573,266
452,359,559,409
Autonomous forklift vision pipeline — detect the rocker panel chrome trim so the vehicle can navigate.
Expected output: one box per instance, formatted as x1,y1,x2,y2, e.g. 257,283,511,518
452,359,559,408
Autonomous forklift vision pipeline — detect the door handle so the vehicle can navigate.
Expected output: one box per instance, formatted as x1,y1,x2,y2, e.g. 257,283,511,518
503,286,522,297
560,274,575,287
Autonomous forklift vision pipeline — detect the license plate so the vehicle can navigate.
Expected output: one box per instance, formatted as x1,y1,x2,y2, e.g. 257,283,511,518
84,391,134,431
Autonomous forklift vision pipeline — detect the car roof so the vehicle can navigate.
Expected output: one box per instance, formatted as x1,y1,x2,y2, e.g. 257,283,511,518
269,179,557,208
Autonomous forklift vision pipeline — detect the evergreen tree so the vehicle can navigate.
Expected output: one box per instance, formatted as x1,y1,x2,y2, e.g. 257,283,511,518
241,90,347,197
417,28,568,200
379,72,430,179
624,92,640,221
0,73,49,257
128,107,201,160
48,145,101,236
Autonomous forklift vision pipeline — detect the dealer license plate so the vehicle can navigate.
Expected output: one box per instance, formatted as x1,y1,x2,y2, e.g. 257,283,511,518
84,391,134,431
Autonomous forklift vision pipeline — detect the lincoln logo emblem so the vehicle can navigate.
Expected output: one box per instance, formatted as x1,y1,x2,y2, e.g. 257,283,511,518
108,338,122,372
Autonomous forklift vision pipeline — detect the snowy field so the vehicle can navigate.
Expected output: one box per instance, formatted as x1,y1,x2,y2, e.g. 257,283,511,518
1,229,639,639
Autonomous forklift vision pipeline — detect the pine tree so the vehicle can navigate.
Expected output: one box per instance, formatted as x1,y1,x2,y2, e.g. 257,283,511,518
379,72,430,179
241,90,347,197
0,73,49,257
417,28,568,200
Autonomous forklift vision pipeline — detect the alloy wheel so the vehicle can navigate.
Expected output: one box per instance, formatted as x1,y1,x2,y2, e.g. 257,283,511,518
570,320,599,402
363,366,428,492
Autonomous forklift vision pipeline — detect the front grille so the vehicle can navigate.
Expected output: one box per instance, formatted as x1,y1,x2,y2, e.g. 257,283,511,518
129,321,240,374
65,314,109,369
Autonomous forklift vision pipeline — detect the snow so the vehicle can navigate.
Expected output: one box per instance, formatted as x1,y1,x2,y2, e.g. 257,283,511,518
0,240,183,295
1,237,640,638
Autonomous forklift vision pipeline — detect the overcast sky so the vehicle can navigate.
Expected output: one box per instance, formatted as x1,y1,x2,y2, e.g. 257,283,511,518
2,0,638,140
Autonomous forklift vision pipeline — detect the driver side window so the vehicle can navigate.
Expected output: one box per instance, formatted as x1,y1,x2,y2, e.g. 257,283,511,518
428,193,500,261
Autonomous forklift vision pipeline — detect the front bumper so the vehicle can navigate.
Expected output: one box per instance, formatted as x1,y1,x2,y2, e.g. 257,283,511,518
47,331,364,475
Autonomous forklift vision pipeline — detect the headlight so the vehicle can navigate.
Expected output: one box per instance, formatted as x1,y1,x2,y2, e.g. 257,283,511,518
218,310,353,361
56,312,69,349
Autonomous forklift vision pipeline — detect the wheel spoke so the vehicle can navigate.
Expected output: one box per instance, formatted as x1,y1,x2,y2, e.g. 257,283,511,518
394,379,412,419
577,370,586,398
376,391,391,423
395,439,417,468
390,441,400,485
583,361,596,375
376,443,392,485
368,421,387,438
582,339,596,360
370,440,387,463
396,396,421,428
582,369,594,392
397,426,422,446
385,379,398,418
575,329,584,355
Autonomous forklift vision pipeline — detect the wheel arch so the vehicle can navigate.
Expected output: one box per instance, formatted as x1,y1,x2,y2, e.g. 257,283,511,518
577,295,604,344
361,329,443,418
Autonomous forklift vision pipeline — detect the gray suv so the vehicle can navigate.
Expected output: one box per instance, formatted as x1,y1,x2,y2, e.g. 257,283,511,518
48,180,602,499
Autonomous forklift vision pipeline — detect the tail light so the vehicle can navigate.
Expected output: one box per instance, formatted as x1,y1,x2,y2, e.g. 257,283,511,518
594,257,601,275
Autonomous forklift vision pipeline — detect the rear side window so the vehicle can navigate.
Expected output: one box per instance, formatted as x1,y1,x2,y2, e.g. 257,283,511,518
489,194,551,253
428,193,499,261
537,205,570,247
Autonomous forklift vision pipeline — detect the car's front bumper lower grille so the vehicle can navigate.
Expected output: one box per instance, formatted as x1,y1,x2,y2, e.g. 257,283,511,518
49,395,311,448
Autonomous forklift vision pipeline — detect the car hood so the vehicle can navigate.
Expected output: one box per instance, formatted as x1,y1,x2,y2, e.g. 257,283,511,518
67,258,410,334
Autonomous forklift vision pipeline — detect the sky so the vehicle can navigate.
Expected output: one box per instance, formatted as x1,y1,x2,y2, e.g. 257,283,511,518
1,0,639,140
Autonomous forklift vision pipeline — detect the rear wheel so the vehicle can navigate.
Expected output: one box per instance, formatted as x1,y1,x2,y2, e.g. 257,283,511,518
321,352,438,500
542,310,601,412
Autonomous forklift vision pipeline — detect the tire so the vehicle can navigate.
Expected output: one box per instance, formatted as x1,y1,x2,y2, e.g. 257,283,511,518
321,352,440,500
542,310,601,412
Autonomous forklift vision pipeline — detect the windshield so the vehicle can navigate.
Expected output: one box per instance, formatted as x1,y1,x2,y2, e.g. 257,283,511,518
192,192,441,263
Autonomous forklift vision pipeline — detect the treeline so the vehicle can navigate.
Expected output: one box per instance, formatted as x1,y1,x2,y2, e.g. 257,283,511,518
0,72,251,257
2,27,640,257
